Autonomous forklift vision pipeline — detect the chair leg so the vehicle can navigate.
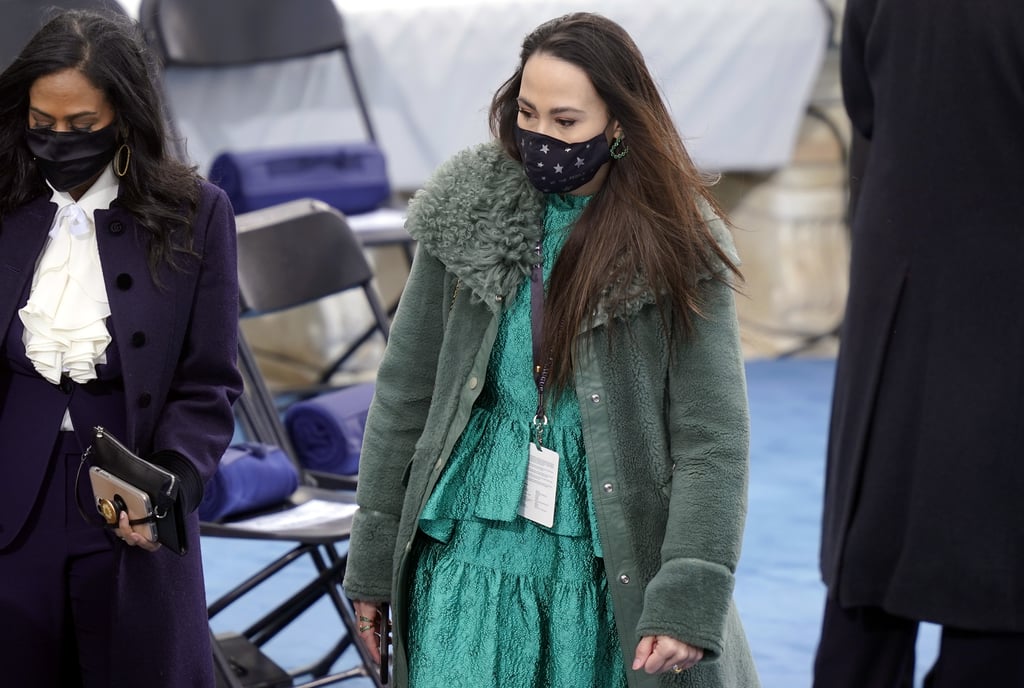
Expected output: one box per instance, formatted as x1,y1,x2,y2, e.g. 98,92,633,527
208,542,382,687
211,627,248,688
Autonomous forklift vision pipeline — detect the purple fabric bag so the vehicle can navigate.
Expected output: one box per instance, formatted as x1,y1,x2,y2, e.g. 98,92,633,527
199,443,300,522
283,382,375,476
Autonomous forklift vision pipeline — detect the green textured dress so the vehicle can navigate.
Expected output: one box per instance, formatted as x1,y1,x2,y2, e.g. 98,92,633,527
407,192,627,688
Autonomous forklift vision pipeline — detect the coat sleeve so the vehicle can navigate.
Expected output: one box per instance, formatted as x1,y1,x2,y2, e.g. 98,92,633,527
635,214,750,660
149,185,243,511
343,245,449,601
841,0,877,141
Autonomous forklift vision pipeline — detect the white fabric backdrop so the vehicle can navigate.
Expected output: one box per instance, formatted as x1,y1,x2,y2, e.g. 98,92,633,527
118,0,828,191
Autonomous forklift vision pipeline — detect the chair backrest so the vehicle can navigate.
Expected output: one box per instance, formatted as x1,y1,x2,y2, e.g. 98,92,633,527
236,199,382,318
0,0,128,72
235,198,391,391
138,0,378,173
139,0,349,67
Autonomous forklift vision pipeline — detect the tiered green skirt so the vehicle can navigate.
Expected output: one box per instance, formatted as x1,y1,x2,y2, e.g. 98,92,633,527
407,403,626,688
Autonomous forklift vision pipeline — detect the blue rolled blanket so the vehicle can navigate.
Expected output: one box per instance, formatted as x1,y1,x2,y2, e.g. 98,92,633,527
283,382,375,476
199,443,300,522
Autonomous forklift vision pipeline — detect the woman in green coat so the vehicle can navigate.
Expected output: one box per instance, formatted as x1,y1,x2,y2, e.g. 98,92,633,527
344,13,759,688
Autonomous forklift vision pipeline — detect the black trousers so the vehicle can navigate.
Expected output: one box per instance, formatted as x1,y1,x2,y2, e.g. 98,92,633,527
813,597,1024,688
0,432,116,687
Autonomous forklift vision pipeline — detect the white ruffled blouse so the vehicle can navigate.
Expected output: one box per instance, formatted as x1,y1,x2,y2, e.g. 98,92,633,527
18,165,119,389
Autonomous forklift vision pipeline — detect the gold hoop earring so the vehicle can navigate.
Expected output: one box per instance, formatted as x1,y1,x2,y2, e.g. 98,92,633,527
610,136,629,160
114,143,131,177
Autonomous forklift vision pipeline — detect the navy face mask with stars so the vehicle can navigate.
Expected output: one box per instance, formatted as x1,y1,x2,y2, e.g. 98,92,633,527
515,125,611,194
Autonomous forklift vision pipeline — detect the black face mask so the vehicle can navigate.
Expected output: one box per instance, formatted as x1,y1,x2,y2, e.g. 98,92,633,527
515,125,611,194
25,124,119,192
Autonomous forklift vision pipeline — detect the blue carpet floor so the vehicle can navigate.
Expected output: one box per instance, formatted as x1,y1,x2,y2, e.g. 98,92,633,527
202,357,940,686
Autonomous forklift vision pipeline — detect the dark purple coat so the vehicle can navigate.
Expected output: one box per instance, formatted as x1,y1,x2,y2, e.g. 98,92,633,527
0,181,243,686
821,0,1024,631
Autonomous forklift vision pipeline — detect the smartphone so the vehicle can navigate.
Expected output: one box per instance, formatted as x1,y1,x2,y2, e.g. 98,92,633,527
88,466,159,542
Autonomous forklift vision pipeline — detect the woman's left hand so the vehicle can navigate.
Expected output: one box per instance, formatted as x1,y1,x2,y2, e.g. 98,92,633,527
632,635,704,675
115,511,161,552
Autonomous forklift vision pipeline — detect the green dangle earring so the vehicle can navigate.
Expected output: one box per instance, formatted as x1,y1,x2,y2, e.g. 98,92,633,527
610,135,629,160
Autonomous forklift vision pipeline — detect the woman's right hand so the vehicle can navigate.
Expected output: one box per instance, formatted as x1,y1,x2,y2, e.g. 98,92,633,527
115,510,160,552
353,599,382,665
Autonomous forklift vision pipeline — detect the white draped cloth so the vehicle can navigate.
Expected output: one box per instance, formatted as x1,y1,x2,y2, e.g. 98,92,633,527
18,166,118,386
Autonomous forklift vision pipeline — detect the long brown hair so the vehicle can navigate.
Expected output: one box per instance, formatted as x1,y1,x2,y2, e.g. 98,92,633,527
489,12,740,389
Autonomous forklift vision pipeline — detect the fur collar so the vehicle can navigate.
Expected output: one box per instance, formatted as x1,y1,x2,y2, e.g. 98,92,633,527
406,142,543,312
407,141,739,321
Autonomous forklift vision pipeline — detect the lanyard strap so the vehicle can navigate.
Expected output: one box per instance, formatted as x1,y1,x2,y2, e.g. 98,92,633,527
530,239,551,445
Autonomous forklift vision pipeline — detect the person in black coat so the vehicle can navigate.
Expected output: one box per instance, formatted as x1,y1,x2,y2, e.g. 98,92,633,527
0,10,242,687
814,1,1024,686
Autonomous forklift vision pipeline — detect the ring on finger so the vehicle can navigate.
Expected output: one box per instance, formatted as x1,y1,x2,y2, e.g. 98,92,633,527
358,623,373,633
671,664,683,674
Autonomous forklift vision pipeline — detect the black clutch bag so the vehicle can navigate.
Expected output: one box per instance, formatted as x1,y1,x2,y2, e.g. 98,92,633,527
87,426,188,556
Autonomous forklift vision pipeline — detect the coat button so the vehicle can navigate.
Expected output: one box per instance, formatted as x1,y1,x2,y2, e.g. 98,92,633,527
138,392,152,408
591,393,601,404
108,220,125,235
468,376,478,390
602,482,614,493
619,574,630,585
131,331,146,347
116,273,133,290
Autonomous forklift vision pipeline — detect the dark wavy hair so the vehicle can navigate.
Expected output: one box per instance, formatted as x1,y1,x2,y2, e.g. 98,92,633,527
0,9,200,277
490,13,740,388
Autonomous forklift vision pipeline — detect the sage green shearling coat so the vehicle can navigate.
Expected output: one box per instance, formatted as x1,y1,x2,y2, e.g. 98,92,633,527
343,142,759,688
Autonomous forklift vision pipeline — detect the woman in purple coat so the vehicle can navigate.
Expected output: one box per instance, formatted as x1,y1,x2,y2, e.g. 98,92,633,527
0,10,242,687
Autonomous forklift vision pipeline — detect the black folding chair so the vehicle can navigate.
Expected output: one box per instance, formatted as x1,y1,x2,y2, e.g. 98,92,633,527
138,0,405,389
201,200,392,687
234,197,392,404
207,338,380,688
138,0,378,166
